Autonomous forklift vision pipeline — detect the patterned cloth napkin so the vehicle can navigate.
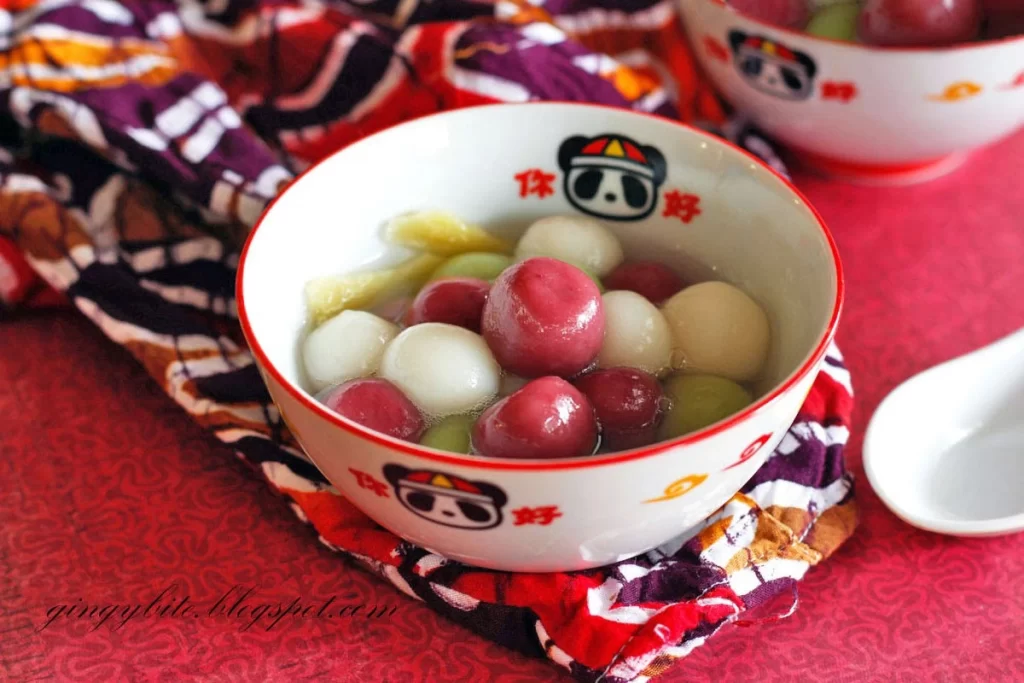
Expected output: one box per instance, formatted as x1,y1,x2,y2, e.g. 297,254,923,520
0,1,857,680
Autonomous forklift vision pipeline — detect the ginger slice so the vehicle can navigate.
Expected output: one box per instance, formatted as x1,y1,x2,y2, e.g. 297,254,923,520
385,210,512,256
305,253,444,328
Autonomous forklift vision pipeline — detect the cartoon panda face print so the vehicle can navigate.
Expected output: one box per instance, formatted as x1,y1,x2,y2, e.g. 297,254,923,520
383,465,507,530
558,134,667,221
728,31,817,101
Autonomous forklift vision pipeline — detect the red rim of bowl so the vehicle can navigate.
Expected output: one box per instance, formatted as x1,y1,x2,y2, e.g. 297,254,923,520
235,101,845,472
705,0,1024,53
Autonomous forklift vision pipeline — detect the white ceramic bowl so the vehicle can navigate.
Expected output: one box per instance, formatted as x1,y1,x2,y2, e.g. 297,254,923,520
677,0,1024,184
237,102,843,572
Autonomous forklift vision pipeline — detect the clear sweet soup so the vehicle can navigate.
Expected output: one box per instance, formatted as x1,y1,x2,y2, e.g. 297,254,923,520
296,210,773,459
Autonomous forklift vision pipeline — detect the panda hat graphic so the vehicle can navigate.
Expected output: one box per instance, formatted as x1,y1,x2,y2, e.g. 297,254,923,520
728,30,817,101
558,133,667,221
383,464,508,530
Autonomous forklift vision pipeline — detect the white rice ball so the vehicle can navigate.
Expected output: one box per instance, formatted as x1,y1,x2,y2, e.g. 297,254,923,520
515,215,624,277
303,310,398,392
597,290,672,376
661,281,770,383
379,323,501,418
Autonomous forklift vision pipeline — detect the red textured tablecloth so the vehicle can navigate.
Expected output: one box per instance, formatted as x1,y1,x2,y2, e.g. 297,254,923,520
3,130,1023,682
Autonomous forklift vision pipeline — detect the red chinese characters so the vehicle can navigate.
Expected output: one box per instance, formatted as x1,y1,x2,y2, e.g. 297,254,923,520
514,169,556,199
662,189,701,224
821,81,858,103
511,505,563,526
349,468,390,498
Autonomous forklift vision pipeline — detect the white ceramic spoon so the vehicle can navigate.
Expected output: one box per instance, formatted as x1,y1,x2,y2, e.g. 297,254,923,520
863,326,1024,537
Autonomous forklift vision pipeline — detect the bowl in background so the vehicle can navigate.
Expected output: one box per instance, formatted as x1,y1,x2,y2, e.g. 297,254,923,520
677,0,1024,185
237,102,843,572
